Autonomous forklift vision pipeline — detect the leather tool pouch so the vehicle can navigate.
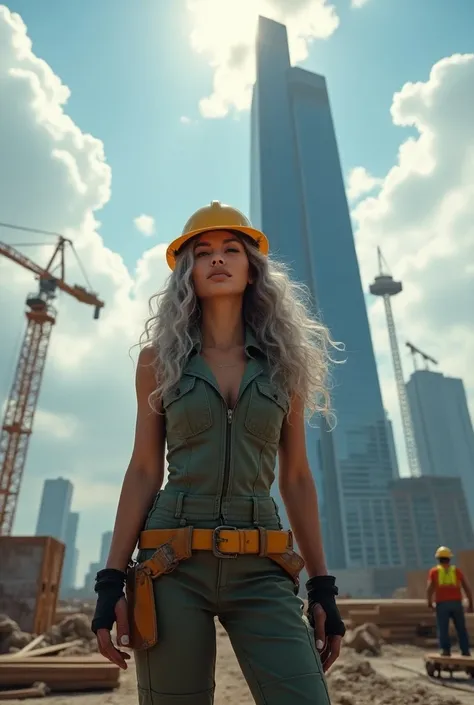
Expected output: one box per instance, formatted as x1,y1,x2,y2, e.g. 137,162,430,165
126,530,193,651
269,549,305,593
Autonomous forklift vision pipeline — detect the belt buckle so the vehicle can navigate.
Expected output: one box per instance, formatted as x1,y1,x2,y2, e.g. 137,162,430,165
212,525,238,559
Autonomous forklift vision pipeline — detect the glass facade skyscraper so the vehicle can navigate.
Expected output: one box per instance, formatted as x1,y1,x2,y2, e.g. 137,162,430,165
250,17,400,569
35,477,73,542
390,476,473,568
406,370,474,523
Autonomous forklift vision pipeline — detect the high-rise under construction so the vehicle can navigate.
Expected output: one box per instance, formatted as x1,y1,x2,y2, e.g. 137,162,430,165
406,369,474,523
251,17,400,570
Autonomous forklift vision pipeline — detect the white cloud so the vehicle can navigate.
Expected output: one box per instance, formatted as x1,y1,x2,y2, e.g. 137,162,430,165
353,53,474,475
186,0,339,118
0,6,170,584
351,0,371,8
133,213,155,236
180,115,192,124
347,166,382,202
34,409,79,440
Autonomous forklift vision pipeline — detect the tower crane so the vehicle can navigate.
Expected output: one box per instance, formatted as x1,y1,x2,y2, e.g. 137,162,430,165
0,224,105,535
405,341,438,372
369,247,421,477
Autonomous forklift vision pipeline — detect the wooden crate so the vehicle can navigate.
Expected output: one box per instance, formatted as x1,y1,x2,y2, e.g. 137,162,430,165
406,569,428,599
0,536,64,634
459,550,474,587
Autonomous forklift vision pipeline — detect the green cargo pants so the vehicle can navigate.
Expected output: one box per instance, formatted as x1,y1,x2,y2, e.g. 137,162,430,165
134,518,330,705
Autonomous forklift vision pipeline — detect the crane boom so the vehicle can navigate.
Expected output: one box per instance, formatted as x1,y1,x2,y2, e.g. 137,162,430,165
406,341,438,371
0,240,104,313
0,234,105,535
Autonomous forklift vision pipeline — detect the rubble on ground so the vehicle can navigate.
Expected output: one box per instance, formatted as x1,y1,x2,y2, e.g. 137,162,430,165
0,613,98,656
327,654,462,705
343,622,383,656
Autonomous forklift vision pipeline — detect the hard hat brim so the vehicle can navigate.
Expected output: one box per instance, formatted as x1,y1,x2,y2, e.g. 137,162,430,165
435,548,453,559
166,226,269,270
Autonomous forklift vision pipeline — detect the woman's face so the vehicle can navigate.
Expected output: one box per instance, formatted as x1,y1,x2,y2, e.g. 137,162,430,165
191,230,252,300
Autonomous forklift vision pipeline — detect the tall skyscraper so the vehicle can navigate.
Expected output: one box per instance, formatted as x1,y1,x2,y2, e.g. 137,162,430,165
406,370,474,522
251,17,399,569
99,530,113,567
62,511,79,592
391,476,474,568
35,477,73,542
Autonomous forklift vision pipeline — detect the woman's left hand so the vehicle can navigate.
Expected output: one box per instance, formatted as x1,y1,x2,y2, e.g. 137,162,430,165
312,603,343,672
306,575,345,673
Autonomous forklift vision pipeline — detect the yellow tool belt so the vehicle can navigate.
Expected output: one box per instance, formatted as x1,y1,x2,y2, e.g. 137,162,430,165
127,526,305,651
138,525,294,556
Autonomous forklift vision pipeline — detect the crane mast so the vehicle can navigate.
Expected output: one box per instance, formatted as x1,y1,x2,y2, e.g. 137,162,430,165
369,248,421,478
0,231,104,535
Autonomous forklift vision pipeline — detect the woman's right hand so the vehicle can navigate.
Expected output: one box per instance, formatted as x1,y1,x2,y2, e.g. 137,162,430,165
96,596,131,670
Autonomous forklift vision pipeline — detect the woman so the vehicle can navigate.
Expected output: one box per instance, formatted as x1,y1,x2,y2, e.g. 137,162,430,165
92,201,345,705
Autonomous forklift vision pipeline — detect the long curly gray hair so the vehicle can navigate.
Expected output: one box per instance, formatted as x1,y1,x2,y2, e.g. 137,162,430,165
139,236,343,421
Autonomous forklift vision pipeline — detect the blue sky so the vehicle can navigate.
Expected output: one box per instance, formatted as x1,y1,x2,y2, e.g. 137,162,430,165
1,0,473,583
6,0,474,268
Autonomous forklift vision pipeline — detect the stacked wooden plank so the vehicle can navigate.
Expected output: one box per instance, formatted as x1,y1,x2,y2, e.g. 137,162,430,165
0,638,120,694
0,655,120,692
338,599,474,647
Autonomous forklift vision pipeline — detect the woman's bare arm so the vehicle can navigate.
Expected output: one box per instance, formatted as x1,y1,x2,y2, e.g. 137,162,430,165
105,347,165,571
278,395,328,578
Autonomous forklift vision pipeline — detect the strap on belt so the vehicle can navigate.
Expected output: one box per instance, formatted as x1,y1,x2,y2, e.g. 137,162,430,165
138,526,293,558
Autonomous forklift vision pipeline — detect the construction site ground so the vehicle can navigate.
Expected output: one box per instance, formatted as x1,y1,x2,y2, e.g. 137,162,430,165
1,622,473,705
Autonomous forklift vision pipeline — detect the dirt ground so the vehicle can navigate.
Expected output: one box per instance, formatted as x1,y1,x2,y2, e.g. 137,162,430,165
2,623,473,705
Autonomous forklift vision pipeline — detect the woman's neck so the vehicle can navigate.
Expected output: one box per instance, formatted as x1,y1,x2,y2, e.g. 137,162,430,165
200,299,244,351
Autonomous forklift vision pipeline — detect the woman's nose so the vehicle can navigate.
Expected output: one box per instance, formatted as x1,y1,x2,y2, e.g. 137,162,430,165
211,254,225,266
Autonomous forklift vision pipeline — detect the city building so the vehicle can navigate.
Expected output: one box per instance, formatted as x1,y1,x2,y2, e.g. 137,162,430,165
406,370,474,522
385,412,400,479
390,476,474,568
326,567,407,598
35,477,73,542
62,511,79,593
250,16,399,569
84,561,101,595
99,531,113,567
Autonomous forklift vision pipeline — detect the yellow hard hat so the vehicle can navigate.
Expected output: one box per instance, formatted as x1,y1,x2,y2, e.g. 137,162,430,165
435,546,453,559
166,200,269,270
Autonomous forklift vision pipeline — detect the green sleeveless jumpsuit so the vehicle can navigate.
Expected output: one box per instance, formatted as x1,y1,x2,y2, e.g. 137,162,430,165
134,330,330,705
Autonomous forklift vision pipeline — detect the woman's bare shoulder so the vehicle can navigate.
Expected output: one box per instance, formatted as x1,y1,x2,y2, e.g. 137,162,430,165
135,346,159,393
137,345,156,368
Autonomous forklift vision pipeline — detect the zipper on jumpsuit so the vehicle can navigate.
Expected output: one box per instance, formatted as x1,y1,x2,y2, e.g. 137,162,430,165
218,369,261,523
186,366,262,524
219,407,233,524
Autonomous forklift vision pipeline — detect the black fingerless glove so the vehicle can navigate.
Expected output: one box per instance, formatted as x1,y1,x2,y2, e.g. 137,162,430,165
306,575,346,637
91,568,127,634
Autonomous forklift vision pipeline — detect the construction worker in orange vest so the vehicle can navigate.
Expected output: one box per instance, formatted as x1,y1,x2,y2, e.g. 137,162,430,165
427,546,473,657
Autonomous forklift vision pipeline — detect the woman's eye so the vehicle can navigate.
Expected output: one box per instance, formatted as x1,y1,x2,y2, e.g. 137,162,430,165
195,251,209,258
226,247,240,253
